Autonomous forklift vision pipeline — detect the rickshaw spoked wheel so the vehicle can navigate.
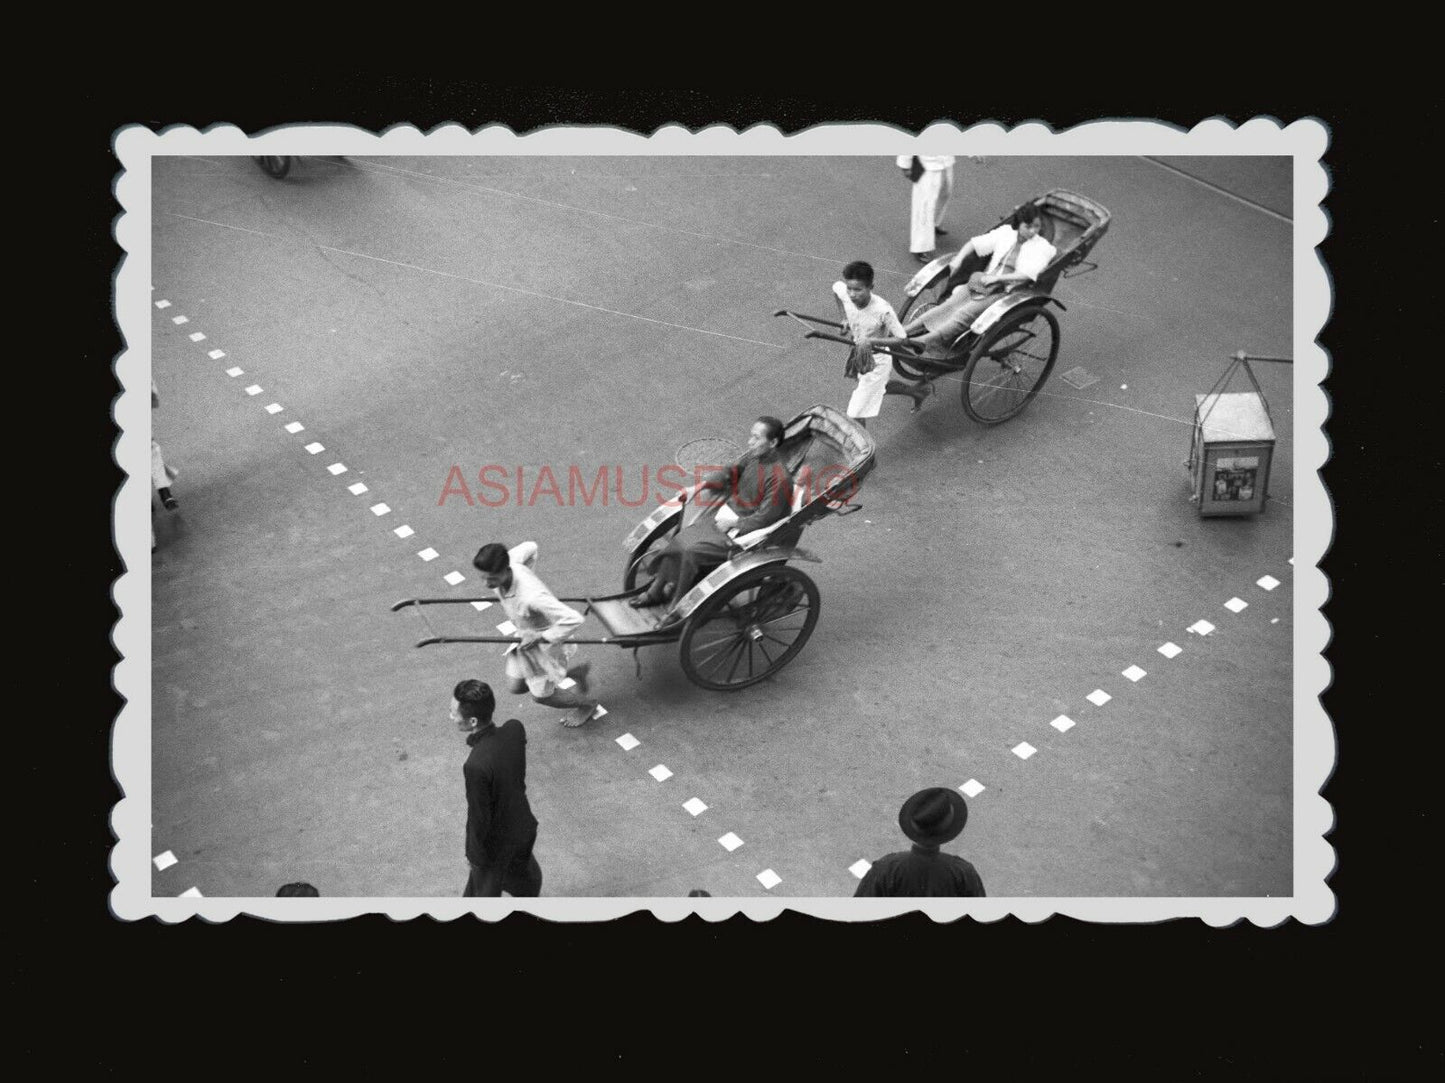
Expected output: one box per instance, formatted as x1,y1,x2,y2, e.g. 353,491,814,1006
678,564,820,691
960,304,1060,424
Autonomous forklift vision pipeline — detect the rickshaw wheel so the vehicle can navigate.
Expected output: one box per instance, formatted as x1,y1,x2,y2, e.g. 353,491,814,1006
255,156,293,179
623,520,680,594
960,304,1060,424
679,564,820,691
898,270,951,323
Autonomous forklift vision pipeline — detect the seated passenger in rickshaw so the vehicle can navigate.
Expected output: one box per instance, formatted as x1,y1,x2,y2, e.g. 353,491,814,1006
630,416,794,610
869,203,1057,357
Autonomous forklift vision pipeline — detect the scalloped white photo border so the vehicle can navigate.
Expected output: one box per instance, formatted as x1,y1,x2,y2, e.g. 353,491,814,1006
111,117,1331,925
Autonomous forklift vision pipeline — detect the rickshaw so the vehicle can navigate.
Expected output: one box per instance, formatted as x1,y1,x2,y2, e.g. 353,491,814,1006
777,189,1111,424
392,404,875,691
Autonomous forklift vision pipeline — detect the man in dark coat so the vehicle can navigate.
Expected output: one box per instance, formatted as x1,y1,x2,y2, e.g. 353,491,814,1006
630,416,794,612
854,787,986,897
452,679,543,898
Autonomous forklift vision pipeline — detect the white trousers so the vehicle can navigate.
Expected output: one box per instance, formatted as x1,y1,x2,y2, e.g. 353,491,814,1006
151,440,174,491
909,166,953,253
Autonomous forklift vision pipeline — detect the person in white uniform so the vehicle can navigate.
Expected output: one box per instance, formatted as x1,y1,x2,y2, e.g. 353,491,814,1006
151,381,179,552
472,541,602,728
831,261,931,426
896,155,955,261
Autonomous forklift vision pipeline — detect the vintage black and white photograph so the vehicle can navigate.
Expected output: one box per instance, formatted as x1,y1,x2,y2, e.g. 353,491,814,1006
111,120,1330,921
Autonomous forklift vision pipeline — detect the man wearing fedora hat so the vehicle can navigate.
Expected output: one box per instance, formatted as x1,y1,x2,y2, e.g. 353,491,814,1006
854,787,986,897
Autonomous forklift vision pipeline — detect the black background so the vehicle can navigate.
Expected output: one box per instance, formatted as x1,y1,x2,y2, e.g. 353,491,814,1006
45,85,1428,1074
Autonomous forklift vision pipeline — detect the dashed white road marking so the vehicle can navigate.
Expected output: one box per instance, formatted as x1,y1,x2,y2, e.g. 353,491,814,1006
189,331,207,342
265,403,284,414
648,764,673,782
348,482,368,495
153,851,178,871
960,779,985,798
1223,597,1248,613
245,385,264,397
443,570,466,586
1050,715,1076,733
616,733,640,751
172,315,189,325
849,859,872,879
179,887,203,898
718,832,744,852
1122,665,1147,682
495,620,516,635
327,463,348,476
683,797,708,817
417,548,438,562
1187,620,1215,636
1012,741,1037,760
1086,689,1112,707
1158,642,1182,658
155,299,171,309
226,367,245,378
1257,575,1280,590
394,525,414,539
756,869,781,891
208,349,226,359
469,600,490,611
369,503,391,516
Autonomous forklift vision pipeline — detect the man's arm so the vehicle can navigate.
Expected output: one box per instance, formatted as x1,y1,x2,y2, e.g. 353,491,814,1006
529,587,585,645
732,463,793,535
464,762,492,858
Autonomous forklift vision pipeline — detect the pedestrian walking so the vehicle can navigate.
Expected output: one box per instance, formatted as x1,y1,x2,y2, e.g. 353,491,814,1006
896,155,955,262
473,541,602,727
452,679,543,898
854,787,986,897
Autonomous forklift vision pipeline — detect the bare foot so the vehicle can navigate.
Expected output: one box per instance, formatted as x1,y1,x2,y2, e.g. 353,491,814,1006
561,704,601,728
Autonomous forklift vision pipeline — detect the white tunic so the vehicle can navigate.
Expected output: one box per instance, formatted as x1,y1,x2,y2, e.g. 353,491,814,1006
494,541,583,696
833,281,906,419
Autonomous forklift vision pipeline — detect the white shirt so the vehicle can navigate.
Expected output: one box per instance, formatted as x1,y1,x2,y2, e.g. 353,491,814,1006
832,281,905,346
896,155,956,171
969,223,1057,283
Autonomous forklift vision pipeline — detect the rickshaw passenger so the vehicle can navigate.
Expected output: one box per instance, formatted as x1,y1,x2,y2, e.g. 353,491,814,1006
869,203,1056,356
630,417,793,609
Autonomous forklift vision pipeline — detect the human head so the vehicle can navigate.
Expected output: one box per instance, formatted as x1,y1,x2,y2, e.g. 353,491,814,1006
898,787,969,849
842,260,875,307
747,416,784,455
451,678,496,733
276,882,320,897
1014,202,1044,240
472,543,512,591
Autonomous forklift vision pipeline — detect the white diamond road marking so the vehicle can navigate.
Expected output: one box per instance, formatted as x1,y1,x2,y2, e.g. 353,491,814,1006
369,503,391,516
1287,557,1294,565
556,677,576,690
226,367,244,377
1257,575,1280,590
245,385,263,396
496,621,517,635
284,422,304,434
849,859,872,879
153,851,178,871
649,764,673,782
1012,741,1037,760
1086,689,1112,706
592,706,609,720
304,442,324,454
265,403,284,414
960,779,985,798
1122,665,1147,682
443,571,466,586
756,869,782,891
683,797,708,817
417,548,439,562
470,600,491,612
616,732,640,751
189,332,207,342
172,315,189,325
394,525,415,539
1158,641,1183,659
155,299,171,309
1188,620,1215,636
327,463,348,476
718,832,744,852
347,482,368,495
1271,618,1279,624
1050,715,1076,733
1224,597,1248,613
179,887,203,898
208,349,226,360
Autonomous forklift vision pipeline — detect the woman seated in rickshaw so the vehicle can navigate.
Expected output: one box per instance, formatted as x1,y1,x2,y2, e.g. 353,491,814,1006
870,203,1056,357
629,416,794,610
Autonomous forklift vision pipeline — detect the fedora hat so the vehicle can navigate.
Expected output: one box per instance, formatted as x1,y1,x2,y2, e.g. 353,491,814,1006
898,787,968,846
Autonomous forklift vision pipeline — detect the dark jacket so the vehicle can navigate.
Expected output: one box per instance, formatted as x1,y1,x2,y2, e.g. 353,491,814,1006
700,448,793,534
853,845,987,897
464,719,539,865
